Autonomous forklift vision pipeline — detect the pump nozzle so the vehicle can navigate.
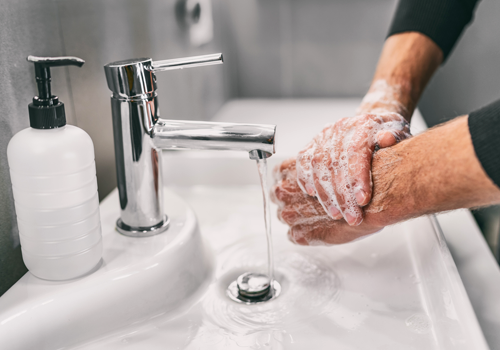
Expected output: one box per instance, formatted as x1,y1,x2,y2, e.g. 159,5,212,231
26,55,85,129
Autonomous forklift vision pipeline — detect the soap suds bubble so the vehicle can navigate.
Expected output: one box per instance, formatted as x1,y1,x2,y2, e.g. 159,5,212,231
405,314,432,334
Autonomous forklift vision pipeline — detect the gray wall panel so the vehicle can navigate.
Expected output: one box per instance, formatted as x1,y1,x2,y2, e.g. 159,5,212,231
419,0,500,126
0,0,70,296
222,0,398,98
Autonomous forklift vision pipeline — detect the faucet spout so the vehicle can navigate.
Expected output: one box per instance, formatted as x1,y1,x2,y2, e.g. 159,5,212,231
152,119,275,157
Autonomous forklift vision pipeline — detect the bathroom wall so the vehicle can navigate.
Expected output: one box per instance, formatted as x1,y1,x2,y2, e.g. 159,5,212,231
219,0,399,99
418,0,500,127
0,0,229,296
0,0,69,296
221,0,500,127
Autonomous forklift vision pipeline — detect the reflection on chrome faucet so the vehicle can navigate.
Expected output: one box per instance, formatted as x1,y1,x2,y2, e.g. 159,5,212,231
104,54,276,237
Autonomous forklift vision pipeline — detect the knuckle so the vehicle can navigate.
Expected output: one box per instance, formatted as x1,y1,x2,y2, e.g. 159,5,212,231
281,209,301,225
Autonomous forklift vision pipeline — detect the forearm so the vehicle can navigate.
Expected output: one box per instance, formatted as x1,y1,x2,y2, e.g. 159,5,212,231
358,32,443,121
366,116,500,227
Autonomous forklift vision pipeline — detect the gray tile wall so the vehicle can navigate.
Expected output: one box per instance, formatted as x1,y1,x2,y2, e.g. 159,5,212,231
0,0,71,296
419,0,500,126
221,0,399,98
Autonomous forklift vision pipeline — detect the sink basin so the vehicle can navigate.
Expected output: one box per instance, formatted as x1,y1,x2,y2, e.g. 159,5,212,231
0,190,212,350
0,99,488,349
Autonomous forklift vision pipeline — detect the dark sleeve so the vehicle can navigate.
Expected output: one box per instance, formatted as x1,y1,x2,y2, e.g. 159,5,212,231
388,0,481,61
468,100,500,188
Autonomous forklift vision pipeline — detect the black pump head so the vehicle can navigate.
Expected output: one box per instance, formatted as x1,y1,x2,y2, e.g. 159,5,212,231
27,56,85,129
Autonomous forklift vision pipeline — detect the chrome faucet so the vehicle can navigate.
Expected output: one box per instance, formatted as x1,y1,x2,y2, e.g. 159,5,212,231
104,54,276,237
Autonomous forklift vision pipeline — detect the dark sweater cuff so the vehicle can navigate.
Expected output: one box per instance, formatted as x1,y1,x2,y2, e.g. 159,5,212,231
388,0,479,61
468,99,500,188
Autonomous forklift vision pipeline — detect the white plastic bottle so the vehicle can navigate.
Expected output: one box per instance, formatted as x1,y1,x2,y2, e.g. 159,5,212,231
7,56,102,281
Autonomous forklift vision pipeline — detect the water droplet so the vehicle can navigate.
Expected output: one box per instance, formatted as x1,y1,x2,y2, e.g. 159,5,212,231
405,314,431,334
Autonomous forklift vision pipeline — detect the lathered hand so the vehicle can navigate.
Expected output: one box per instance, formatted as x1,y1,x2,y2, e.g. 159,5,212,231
296,112,410,226
272,158,383,245
273,116,500,245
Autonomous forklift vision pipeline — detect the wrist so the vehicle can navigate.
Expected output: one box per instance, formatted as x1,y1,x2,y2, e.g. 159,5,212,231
363,139,419,227
357,79,413,121
363,116,500,228
359,32,443,122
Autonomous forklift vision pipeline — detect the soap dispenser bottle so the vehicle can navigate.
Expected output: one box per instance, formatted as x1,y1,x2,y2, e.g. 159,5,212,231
7,56,102,281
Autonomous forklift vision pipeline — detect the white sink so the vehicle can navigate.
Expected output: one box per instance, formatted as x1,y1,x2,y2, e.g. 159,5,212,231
0,99,489,349
0,190,212,349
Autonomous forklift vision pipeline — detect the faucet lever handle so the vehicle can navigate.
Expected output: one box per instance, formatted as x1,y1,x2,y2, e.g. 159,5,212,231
152,53,223,72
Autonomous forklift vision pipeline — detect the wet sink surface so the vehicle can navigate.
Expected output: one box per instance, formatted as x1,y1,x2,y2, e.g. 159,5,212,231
71,185,486,349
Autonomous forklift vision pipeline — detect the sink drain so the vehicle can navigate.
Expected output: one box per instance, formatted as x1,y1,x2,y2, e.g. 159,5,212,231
227,272,281,304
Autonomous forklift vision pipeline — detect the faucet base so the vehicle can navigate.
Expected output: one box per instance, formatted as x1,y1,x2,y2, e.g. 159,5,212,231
116,216,170,237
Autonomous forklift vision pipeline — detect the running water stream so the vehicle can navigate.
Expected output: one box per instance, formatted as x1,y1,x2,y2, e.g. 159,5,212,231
226,157,280,303
256,157,274,283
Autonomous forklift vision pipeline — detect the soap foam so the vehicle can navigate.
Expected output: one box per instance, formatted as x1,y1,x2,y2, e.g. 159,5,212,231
296,102,411,225
357,79,408,116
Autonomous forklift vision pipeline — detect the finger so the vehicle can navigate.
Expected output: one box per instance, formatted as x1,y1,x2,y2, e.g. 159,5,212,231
297,124,335,197
309,125,343,220
272,183,292,205
270,184,281,206
277,208,287,224
376,113,412,146
273,157,296,183
279,202,329,226
311,151,343,220
291,219,370,245
296,141,317,196
331,122,364,226
376,130,399,148
280,208,303,226
376,128,411,148
288,228,309,246
346,128,375,207
272,164,284,183
272,170,305,205
289,222,334,245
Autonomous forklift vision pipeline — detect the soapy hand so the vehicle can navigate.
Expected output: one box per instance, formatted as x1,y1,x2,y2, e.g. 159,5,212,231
273,115,500,245
271,158,385,245
296,111,410,226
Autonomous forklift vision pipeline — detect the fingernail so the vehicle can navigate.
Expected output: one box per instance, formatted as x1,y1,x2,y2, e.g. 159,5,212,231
329,206,341,218
354,189,367,205
306,184,315,196
345,213,360,226
295,237,309,246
